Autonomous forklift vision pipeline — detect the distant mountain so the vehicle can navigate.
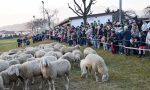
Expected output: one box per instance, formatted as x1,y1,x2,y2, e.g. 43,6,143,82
0,23,31,31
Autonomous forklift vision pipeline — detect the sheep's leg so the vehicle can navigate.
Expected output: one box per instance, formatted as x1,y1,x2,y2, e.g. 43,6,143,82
51,80,55,90
64,75,69,90
10,82,15,90
16,79,20,86
31,77,35,85
39,80,43,90
47,80,52,90
24,79,29,90
95,72,99,82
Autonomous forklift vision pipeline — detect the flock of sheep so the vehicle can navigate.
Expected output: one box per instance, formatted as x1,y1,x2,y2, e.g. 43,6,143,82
0,42,109,90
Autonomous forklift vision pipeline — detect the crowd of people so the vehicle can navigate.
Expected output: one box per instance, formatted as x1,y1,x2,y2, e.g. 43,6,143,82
17,32,50,47
51,19,150,58
17,36,30,47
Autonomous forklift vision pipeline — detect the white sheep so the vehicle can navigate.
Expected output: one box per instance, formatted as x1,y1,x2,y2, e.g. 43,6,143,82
0,65,20,90
24,47,40,56
44,51,63,59
16,53,33,64
0,75,4,90
0,52,14,60
59,45,67,54
72,49,82,62
80,54,109,82
40,58,71,90
10,56,57,90
83,47,97,57
7,59,20,66
64,45,80,54
43,47,54,53
53,43,63,50
34,50,46,58
59,52,74,63
0,60,9,72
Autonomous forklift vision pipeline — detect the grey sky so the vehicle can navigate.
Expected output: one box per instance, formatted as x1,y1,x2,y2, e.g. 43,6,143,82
0,0,150,27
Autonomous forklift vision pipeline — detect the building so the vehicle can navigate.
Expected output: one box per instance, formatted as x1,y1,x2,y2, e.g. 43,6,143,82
0,30,16,38
57,12,114,27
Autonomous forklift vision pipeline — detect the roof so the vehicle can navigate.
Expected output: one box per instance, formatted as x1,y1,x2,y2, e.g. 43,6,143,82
57,12,115,26
69,12,114,20
0,30,16,34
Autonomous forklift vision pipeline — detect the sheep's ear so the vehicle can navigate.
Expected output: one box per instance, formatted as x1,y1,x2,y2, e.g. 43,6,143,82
7,67,14,75
8,66,19,76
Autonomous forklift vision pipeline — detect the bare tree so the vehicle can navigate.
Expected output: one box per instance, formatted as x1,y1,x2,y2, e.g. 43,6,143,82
68,0,96,25
144,5,150,18
124,10,137,17
26,18,47,34
105,8,111,13
44,9,59,29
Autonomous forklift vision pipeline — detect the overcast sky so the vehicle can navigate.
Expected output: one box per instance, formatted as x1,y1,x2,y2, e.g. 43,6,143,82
0,0,150,27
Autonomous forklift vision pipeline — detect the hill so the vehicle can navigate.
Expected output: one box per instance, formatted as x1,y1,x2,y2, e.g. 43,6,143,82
0,23,31,31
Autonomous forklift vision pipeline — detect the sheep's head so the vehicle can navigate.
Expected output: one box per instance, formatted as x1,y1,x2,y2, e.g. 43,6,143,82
102,73,109,82
81,66,88,78
7,64,20,76
75,45,80,49
80,60,88,78
75,54,81,62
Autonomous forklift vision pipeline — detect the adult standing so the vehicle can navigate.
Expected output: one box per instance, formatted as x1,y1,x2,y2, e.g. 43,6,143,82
138,31,146,57
146,28,150,56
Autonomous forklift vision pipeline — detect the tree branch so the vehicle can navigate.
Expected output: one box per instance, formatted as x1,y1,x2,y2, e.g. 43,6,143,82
74,5,83,15
86,0,96,14
73,0,84,14
68,3,82,16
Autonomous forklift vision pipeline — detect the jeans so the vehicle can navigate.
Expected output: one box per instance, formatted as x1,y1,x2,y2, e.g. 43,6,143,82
148,44,150,49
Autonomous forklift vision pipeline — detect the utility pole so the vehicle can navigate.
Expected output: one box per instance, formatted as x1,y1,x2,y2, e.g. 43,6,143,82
41,1,45,20
119,0,122,23
32,16,36,35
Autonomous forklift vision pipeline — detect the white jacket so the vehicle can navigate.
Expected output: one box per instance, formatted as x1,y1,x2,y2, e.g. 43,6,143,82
142,23,147,31
146,32,150,44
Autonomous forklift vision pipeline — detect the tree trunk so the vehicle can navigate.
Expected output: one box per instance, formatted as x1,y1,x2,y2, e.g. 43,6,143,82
83,12,87,26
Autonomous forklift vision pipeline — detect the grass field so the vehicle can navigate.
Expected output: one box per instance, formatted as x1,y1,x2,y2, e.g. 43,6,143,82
0,39,150,90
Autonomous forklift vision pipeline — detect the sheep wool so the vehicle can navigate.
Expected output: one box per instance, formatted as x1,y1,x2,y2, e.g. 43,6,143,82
81,54,109,82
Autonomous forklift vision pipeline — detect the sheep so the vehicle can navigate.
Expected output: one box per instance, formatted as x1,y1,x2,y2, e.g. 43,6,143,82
24,47,40,56
16,53,33,64
53,43,63,50
80,54,109,82
63,45,80,54
34,50,46,58
10,56,57,90
0,52,3,55
7,59,20,66
83,47,97,57
43,47,54,53
72,49,82,63
40,58,71,90
59,45,67,54
0,75,4,90
59,52,74,63
0,52,14,60
26,58,36,62
0,65,20,90
0,60,9,72
8,48,24,55
44,51,63,59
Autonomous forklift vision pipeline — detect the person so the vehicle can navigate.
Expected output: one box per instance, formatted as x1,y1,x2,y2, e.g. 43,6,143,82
146,28,150,56
17,37,22,47
123,26,132,55
141,21,148,34
138,31,146,58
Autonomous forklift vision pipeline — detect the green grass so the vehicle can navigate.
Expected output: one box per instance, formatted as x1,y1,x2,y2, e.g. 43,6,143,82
0,39,150,90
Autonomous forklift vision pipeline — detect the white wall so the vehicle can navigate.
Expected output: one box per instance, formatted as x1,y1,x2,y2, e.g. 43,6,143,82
71,15,112,27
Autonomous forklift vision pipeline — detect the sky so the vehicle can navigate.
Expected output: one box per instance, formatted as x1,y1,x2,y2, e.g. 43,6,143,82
0,0,150,27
